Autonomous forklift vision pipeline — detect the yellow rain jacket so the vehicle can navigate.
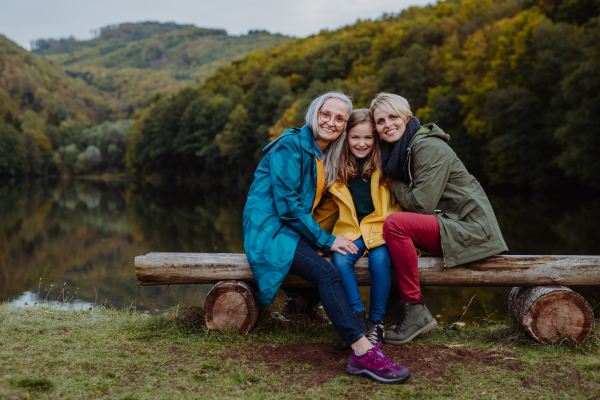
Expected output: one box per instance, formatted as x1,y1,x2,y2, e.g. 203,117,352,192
313,169,402,250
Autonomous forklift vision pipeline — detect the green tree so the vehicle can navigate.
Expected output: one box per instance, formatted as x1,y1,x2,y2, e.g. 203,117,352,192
526,0,600,25
555,59,600,188
24,133,42,175
84,145,103,172
139,89,200,176
0,123,26,175
215,104,252,162
379,44,431,111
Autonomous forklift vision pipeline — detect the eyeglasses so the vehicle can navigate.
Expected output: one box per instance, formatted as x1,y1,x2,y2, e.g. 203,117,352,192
319,110,347,127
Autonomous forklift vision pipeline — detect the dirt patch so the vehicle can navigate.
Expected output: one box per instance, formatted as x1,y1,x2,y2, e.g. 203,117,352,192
385,345,523,379
223,343,522,386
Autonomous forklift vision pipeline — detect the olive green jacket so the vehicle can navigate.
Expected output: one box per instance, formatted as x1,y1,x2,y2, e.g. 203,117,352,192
390,123,508,267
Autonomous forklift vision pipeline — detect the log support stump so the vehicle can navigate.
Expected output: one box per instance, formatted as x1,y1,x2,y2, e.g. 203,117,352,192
508,286,595,343
204,280,261,334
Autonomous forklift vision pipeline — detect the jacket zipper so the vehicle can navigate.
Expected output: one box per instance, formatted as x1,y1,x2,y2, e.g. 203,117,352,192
440,232,447,267
407,148,413,187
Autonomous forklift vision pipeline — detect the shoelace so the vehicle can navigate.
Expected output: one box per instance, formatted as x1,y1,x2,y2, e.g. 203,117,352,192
365,322,384,344
365,328,379,345
398,303,410,328
367,343,394,368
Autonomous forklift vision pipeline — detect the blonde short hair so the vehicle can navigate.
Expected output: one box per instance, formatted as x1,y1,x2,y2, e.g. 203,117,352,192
370,93,413,122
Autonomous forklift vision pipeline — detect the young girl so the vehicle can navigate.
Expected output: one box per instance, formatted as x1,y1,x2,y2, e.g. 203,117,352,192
314,109,403,345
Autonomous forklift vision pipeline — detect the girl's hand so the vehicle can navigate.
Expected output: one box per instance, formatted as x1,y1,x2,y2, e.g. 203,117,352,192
331,236,359,255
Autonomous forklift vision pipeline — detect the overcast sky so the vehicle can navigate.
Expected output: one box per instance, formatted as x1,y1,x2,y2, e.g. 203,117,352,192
1,0,433,50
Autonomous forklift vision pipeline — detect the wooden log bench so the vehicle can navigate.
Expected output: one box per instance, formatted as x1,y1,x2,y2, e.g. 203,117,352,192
135,253,599,343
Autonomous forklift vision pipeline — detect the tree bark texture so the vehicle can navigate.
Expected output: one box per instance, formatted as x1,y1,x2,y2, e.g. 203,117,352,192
136,253,600,287
508,286,595,343
204,280,261,334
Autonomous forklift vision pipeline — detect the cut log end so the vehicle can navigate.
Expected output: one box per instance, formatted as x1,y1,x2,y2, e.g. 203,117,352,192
509,286,595,344
204,280,261,334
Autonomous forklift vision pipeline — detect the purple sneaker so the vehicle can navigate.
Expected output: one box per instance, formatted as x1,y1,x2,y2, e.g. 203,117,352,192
281,298,329,323
347,343,410,384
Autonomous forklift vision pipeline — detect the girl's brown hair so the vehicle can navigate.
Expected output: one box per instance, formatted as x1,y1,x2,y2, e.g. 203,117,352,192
336,109,383,185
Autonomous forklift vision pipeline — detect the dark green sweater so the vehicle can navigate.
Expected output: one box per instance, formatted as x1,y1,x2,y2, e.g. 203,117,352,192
348,158,375,224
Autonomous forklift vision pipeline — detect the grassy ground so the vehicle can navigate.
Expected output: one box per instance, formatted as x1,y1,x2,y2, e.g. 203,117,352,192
0,303,598,399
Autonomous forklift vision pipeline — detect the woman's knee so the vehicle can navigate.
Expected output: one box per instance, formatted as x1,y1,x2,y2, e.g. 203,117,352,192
315,261,343,285
383,212,412,239
332,253,355,274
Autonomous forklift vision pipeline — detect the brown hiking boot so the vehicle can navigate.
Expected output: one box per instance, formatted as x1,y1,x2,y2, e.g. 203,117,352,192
384,302,437,344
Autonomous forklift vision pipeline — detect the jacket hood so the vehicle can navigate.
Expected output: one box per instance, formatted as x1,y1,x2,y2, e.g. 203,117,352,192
411,123,450,145
262,125,315,154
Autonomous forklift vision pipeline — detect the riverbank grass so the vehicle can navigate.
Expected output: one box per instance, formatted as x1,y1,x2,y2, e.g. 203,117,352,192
0,304,598,399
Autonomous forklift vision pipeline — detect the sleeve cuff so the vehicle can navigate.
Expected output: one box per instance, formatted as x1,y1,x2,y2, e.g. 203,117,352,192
320,235,336,254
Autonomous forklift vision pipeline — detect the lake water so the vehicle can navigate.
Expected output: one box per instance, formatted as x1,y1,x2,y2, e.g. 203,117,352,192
1,178,598,324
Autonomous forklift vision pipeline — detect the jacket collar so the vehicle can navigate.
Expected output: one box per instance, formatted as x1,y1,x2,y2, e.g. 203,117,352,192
329,181,353,206
329,169,381,205
311,132,323,161
262,125,316,156
409,123,450,148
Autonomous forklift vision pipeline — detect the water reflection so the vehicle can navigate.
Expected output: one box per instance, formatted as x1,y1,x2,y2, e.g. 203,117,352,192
0,178,598,323
0,178,241,313
12,291,96,311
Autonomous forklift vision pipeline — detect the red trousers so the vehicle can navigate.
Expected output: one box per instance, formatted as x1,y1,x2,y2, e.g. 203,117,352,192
383,212,443,302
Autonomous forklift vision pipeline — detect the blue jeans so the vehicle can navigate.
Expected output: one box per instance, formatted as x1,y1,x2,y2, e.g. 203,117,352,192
290,239,364,345
332,238,391,321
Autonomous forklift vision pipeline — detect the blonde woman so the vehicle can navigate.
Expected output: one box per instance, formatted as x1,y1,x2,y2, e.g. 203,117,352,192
371,93,508,344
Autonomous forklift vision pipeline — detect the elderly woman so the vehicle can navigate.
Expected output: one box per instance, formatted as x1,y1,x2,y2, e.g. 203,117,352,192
243,92,410,384
370,93,508,344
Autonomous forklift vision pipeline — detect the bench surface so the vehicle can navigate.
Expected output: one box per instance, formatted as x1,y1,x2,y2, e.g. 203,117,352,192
135,253,600,287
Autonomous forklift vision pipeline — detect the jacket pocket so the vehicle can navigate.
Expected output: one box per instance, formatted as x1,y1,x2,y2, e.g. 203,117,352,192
371,223,383,233
442,198,492,247
465,202,492,240
442,198,477,221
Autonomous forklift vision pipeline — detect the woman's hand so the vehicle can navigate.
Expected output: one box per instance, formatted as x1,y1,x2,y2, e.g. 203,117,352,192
331,236,359,256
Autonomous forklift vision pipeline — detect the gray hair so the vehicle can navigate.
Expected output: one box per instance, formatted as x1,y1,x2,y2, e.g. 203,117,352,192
305,91,353,189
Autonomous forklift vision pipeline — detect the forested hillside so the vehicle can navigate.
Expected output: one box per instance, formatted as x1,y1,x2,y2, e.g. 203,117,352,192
32,22,292,117
0,34,115,175
0,35,108,123
129,0,600,191
2,0,599,189
0,22,290,178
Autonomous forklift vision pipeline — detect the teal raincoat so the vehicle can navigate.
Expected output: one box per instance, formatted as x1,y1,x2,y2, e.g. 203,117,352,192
243,125,336,306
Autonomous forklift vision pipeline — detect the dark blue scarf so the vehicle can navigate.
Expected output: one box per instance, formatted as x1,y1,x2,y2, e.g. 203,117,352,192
380,117,421,180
